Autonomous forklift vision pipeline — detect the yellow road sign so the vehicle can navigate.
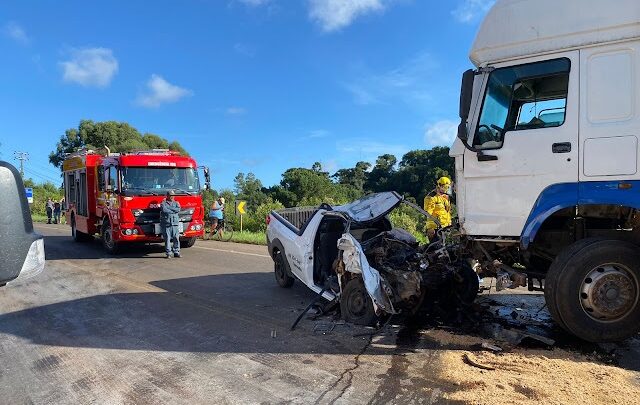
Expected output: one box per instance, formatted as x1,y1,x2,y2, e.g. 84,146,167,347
236,200,246,215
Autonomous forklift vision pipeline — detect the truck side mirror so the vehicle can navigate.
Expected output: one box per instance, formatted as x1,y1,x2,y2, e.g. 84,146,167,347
0,161,45,285
459,69,474,120
203,167,211,190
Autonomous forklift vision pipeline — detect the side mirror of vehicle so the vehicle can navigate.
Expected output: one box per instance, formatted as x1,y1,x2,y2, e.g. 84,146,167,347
0,161,45,285
203,166,211,190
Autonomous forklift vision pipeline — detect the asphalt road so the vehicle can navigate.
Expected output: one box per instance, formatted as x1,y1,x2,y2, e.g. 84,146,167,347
0,224,638,404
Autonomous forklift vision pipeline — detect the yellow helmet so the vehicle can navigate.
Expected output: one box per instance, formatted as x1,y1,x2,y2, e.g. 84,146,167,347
437,176,452,186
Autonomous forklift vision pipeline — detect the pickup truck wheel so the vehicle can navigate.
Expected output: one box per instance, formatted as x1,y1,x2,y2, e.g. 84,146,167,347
547,239,640,342
180,237,197,248
101,220,119,254
274,251,294,288
340,277,377,326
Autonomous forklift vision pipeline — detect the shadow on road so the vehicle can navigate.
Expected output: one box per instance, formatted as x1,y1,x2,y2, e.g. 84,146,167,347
44,235,177,260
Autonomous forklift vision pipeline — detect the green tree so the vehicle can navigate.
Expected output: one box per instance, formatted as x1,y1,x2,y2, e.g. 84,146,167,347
234,172,268,209
332,161,371,192
366,154,397,193
49,120,189,168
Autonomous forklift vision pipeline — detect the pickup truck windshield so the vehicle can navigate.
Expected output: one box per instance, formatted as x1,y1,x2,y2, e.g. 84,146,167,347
121,167,200,196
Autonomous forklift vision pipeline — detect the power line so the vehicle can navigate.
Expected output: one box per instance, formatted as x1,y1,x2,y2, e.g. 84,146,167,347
13,151,29,178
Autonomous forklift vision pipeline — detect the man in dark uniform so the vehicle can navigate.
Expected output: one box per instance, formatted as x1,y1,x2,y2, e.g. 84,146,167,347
161,190,181,258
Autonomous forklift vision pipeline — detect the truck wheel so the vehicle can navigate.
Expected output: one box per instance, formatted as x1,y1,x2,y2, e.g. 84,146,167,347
340,277,377,326
544,238,604,333
274,250,294,288
181,237,197,248
71,215,91,243
101,219,119,254
546,239,640,342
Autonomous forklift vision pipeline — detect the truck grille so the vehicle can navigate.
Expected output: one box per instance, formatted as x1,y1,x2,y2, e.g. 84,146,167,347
134,208,193,225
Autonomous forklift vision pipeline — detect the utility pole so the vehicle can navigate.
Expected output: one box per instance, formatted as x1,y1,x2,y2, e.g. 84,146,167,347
13,151,29,178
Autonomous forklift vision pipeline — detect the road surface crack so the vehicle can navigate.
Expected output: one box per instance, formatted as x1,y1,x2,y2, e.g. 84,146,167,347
315,335,372,405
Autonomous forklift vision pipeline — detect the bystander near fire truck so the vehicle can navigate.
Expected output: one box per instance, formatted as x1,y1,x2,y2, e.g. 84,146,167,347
62,148,210,253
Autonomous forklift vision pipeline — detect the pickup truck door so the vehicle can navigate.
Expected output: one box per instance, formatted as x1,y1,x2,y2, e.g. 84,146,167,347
461,51,579,237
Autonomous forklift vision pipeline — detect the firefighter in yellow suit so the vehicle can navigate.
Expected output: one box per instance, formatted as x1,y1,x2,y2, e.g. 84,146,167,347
424,176,452,239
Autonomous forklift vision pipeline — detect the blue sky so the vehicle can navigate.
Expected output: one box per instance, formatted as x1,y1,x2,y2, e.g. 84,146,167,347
0,0,494,190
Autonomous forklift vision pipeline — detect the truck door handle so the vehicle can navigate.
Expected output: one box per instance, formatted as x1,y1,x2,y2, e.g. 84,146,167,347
552,142,571,153
477,152,498,162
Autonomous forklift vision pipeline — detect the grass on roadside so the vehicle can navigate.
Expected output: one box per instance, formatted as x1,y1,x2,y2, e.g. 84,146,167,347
229,231,267,245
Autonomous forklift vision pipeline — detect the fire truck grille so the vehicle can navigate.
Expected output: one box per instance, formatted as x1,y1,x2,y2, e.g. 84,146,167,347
134,208,193,225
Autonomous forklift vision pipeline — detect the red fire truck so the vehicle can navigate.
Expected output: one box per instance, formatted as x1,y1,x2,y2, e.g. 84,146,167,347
62,149,210,253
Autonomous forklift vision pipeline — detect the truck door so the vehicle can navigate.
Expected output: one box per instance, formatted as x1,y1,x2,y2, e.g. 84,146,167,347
461,52,579,236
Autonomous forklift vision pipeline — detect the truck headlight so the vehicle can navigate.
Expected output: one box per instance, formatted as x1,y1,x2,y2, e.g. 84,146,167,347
133,209,143,217
133,229,139,235
124,229,132,236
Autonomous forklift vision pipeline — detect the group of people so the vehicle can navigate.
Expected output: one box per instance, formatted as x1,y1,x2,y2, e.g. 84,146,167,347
45,197,65,224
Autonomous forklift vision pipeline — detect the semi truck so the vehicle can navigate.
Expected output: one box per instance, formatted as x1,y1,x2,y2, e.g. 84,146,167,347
451,0,640,342
62,149,210,254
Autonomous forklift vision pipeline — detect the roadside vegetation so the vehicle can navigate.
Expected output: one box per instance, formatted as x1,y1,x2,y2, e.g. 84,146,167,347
32,120,454,244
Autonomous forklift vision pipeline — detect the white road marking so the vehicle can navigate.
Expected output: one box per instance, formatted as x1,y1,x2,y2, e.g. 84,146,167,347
192,245,270,258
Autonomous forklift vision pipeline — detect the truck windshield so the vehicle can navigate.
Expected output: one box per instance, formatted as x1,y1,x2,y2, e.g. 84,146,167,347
472,58,570,149
121,167,200,196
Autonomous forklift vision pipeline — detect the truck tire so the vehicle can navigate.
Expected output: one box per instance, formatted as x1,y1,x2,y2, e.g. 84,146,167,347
71,215,92,243
274,250,294,288
340,277,377,326
180,237,197,248
544,238,604,333
546,239,640,342
454,261,480,305
101,219,119,254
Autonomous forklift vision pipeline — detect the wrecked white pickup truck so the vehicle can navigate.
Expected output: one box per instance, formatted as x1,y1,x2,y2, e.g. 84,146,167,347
266,192,479,325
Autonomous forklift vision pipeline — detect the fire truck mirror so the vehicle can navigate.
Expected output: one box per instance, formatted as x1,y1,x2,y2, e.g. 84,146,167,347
0,161,45,285
203,167,211,190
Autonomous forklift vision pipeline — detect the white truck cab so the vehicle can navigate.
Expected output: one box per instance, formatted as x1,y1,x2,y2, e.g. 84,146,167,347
451,0,640,342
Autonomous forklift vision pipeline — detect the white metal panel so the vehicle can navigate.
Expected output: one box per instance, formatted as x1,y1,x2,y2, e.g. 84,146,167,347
587,50,634,123
461,51,580,237
580,41,640,181
471,0,640,66
584,136,638,176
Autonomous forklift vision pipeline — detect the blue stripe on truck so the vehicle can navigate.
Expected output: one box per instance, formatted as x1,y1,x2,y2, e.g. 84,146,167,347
520,181,640,249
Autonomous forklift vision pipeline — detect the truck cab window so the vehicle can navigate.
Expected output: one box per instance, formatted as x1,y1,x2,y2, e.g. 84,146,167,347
473,58,570,149
108,166,119,193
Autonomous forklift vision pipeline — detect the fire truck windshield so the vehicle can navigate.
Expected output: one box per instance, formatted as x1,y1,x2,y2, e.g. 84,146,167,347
121,167,200,196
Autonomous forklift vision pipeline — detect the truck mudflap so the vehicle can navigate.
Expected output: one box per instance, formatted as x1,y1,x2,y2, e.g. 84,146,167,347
336,233,397,315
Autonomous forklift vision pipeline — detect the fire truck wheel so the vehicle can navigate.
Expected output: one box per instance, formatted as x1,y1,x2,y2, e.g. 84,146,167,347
180,237,197,248
101,219,119,254
71,215,92,243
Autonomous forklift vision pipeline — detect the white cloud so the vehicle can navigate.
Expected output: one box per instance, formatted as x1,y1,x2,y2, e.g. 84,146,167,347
237,0,270,6
452,0,495,23
136,74,193,108
424,120,458,147
59,47,118,88
226,107,247,115
4,21,29,44
345,52,437,106
308,129,330,139
337,138,408,160
234,43,255,57
308,0,387,32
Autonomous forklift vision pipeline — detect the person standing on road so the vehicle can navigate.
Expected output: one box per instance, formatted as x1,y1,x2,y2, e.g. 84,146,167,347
424,176,452,240
161,190,182,258
53,199,61,224
45,198,54,224
60,197,66,224
209,197,225,239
